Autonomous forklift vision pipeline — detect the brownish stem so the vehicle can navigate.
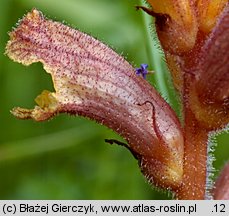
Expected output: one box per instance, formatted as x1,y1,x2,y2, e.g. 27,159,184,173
176,107,209,199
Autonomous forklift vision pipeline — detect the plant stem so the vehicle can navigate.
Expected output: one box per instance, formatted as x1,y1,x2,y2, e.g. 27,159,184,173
176,107,209,199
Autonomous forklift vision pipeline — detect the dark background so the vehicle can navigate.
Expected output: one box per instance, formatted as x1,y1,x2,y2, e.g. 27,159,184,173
0,0,228,199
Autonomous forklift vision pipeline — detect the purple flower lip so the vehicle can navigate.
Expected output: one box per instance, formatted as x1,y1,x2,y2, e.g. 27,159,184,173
136,63,149,79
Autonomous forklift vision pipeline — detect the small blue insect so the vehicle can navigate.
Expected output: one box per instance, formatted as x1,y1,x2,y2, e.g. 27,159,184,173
135,63,149,79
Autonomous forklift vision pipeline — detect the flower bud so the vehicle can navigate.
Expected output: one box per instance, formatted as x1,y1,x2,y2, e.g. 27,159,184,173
146,0,198,54
197,0,228,33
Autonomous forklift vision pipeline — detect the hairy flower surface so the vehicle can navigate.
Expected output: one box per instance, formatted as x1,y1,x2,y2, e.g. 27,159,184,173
5,9,184,190
5,1,228,199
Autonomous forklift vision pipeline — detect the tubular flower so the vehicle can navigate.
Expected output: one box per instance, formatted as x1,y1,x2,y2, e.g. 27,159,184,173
145,0,198,54
145,0,228,54
5,9,184,190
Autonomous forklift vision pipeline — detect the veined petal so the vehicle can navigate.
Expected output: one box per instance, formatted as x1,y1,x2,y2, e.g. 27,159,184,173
5,9,184,189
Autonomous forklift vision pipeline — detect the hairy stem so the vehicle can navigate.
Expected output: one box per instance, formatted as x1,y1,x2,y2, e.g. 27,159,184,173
177,107,208,199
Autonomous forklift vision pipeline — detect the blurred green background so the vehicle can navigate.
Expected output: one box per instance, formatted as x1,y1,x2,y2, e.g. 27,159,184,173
0,0,228,199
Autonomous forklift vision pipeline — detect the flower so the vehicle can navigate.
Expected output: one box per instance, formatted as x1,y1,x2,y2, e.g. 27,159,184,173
5,9,184,190
5,2,228,199
139,1,229,129
135,63,148,79
144,0,228,53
